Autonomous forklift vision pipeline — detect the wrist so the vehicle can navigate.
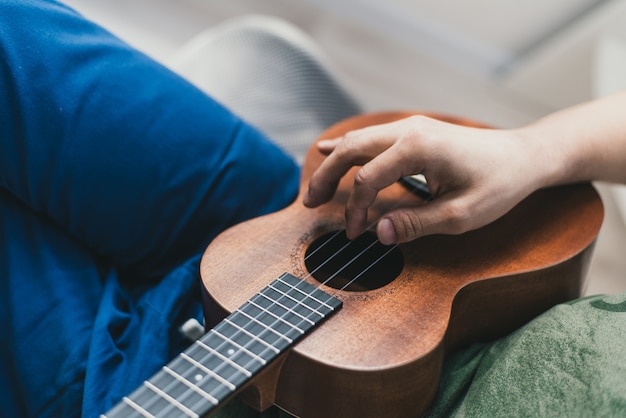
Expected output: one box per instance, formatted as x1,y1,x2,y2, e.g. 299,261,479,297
514,120,590,190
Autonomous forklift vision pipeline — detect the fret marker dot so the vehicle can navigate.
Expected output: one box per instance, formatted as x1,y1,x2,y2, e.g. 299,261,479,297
194,374,203,382
227,348,235,356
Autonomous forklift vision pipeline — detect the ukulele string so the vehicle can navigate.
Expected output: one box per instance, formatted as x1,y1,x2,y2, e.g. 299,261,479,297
147,235,383,414
146,284,328,417
299,180,423,267
301,174,430,270
300,177,425,292
313,238,382,288
326,180,427,291
145,180,428,414
338,244,399,293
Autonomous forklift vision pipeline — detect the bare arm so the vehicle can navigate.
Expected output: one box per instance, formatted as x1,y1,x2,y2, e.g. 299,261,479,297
303,91,626,244
522,91,626,186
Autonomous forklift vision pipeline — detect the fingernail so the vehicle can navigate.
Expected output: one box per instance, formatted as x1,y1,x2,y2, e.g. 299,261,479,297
303,189,312,206
378,218,396,245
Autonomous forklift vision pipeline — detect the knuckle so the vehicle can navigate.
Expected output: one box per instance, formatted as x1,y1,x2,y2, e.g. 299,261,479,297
441,201,473,234
353,164,372,187
404,114,431,135
343,129,360,140
406,114,430,126
340,130,361,148
333,132,361,163
395,115,433,152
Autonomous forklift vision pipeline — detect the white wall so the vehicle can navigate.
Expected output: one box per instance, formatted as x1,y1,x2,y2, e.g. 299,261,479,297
302,0,604,78
64,0,626,113
300,0,625,110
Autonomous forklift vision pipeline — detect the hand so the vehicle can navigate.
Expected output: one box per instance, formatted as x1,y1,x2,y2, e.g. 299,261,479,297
303,115,544,244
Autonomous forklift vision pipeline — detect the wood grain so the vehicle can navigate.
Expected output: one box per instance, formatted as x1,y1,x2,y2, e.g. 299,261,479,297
200,112,604,417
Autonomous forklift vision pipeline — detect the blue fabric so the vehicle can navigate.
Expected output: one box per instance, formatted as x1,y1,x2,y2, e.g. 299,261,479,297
0,1,299,417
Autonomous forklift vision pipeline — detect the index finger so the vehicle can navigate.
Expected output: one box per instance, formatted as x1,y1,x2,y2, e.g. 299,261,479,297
303,121,403,208
345,144,419,238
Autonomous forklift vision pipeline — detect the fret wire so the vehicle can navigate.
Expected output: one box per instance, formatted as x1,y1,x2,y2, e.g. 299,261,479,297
162,366,219,406
123,396,155,418
264,273,339,323
162,350,239,415
256,291,316,326
210,328,267,366
128,321,262,418
143,381,198,418
173,296,302,414
145,368,207,416
309,289,339,314
211,323,275,366
267,282,324,319
103,274,341,418
247,298,306,335
276,275,335,312
235,307,293,344
273,281,334,321
164,322,280,414
230,312,291,353
194,339,252,379
266,282,337,323
223,317,280,354
175,317,278,391
181,352,240,389
152,355,213,405
194,274,337,414
192,328,264,372
240,303,303,344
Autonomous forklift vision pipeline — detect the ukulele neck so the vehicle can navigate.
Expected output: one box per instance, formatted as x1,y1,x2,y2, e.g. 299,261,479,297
102,273,342,418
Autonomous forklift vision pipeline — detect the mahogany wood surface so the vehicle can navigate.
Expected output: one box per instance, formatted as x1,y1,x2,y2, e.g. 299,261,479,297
200,112,604,417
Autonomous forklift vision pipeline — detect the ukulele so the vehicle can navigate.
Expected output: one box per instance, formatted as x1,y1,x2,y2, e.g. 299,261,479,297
103,112,604,418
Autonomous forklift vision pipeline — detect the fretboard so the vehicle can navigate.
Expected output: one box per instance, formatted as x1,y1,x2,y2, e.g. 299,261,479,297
101,273,342,418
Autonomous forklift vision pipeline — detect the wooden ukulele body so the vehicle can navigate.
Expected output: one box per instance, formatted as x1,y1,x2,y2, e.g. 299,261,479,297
200,112,604,417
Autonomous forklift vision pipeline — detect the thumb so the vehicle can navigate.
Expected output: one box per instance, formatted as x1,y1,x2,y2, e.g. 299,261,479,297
376,200,472,244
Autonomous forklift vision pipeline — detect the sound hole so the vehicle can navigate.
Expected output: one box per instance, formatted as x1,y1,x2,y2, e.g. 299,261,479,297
304,230,404,291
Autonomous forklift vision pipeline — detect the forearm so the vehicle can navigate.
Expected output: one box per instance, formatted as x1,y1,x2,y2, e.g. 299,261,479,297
519,91,626,189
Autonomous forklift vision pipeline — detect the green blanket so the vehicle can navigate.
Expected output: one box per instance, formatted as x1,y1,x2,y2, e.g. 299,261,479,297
214,292,626,417
427,292,626,417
